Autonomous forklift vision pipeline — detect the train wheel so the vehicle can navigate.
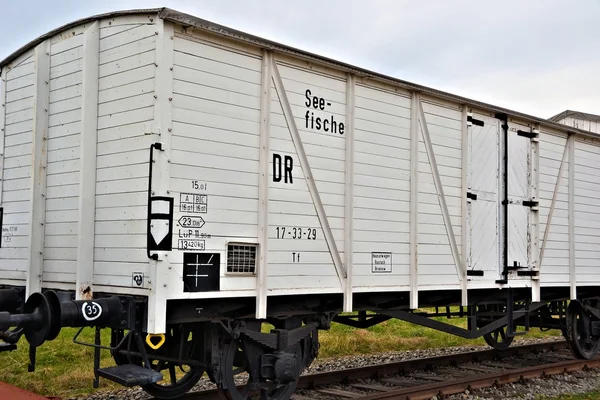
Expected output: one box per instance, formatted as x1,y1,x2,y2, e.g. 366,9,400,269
483,326,514,350
112,325,205,399
566,302,600,360
218,335,301,400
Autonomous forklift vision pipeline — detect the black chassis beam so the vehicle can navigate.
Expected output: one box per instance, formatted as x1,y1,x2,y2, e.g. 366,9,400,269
378,302,547,339
165,287,600,324
1,285,596,342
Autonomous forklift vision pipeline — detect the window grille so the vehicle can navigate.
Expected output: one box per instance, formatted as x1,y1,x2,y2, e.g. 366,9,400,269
226,244,257,275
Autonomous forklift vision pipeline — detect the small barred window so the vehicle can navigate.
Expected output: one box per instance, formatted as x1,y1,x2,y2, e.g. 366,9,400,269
226,244,257,275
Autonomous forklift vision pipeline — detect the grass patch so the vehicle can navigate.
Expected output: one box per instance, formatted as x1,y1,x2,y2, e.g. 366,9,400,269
540,392,600,400
0,327,119,398
0,317,561,397
318,315,560,357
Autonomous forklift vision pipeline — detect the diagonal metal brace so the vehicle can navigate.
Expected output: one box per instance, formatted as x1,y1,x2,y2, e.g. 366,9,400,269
380,302,546,339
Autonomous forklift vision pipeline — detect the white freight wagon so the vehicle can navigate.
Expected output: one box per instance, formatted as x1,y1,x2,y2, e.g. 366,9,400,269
0,8,599,400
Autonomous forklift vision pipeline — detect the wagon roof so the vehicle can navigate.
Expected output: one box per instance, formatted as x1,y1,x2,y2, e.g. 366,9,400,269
0,7,595,138
549,110,600,123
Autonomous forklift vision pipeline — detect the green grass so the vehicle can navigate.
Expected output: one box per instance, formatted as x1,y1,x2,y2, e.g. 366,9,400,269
0,318,561,397
0,327,120,398
318,315,560,357
540,392,600,400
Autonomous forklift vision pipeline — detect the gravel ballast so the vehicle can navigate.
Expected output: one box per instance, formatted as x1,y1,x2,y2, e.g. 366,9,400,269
447,369,600,400
68,336,582,400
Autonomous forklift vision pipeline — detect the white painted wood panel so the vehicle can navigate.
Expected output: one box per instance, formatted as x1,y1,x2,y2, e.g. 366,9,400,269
467,114,499,279
417,124,457,284
266,60,346,291
168,35,262,295
574,138,600,285
350,84,411,285
0,51,35,280
43,34,84,283
539,131,569,283
84,21,157,290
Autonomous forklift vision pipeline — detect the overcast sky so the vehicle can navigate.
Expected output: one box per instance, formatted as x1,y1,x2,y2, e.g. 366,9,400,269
1,0,598,119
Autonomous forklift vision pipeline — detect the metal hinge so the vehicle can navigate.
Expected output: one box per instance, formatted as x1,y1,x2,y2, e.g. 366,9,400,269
467,192,478,201
466,270,484,277
467,114,484,127
517,270,539,277
517,129,539,139
522,200,539,208
506,261,526,271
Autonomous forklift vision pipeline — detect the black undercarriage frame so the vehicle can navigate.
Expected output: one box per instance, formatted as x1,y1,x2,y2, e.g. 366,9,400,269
166,286,581,337
1,285,600,399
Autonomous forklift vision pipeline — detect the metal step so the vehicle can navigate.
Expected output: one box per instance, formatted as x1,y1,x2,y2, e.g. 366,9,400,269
96,364,162,387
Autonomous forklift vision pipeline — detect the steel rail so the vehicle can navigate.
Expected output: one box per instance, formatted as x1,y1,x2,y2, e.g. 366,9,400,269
357,357,600,400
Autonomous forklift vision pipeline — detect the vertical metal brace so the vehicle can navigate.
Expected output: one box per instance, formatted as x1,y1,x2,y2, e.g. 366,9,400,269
539,134,571,269
26,40,50,298
506,287,514,336
530,125,540,302
28,345,37,372
409,93,419,309
93,326,101,388
497,115,508,283
271,61,347,290
147,19,174,334
568,133,576,299
0,67,6,205
417,100,464,284
460,106,469,306
343,74,355,313
256,50,272,319
76,21,100,301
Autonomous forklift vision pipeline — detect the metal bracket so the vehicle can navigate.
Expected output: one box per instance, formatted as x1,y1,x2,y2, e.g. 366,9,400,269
522,200,539,208
333,313,391,329
506,289,530,337
467,115,484,126
517,270,539,277
239,322,319,351
506,261,526,271
517,129,539,139
467,192,478,201
466,270,484,277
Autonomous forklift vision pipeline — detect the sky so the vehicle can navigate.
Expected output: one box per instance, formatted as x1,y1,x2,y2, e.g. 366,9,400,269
0,0,598,119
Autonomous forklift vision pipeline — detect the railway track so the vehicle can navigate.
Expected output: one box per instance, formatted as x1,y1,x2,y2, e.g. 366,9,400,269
175,340,595,400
